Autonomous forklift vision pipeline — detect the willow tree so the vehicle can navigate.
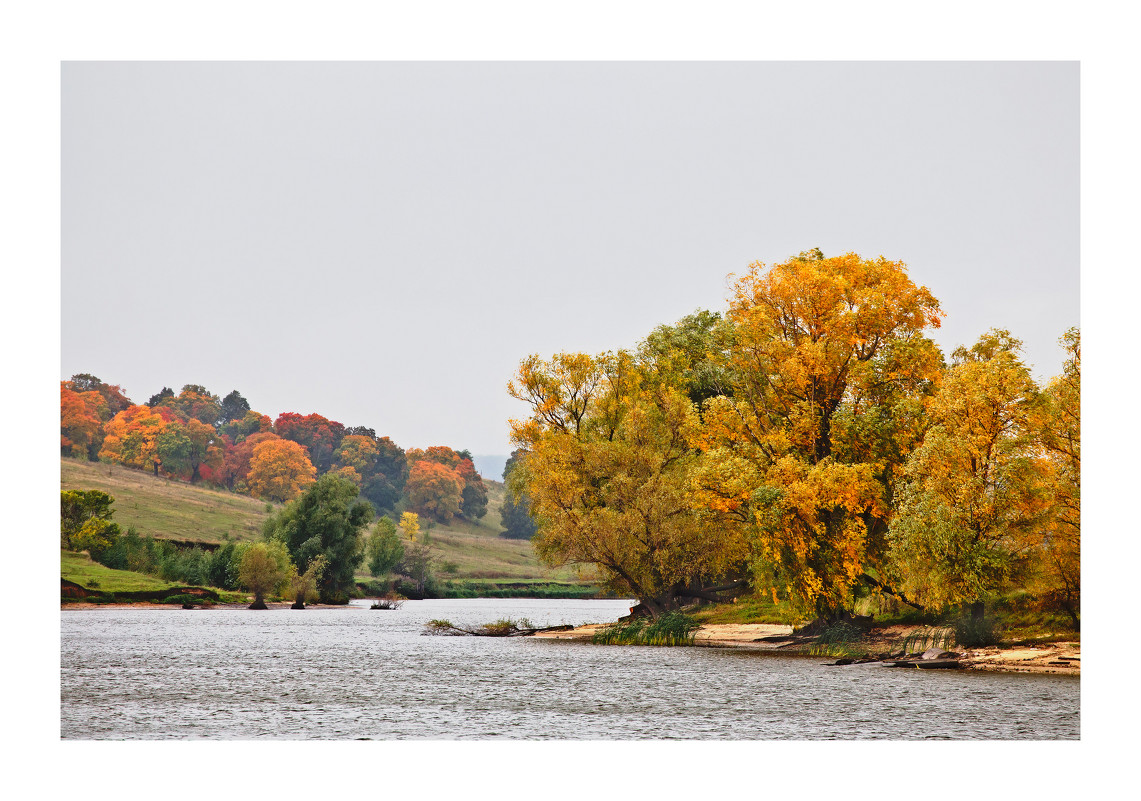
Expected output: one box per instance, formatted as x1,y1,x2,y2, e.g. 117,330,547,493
1030,328,1080,628
508,348,748,617
887,330,1046,614
691,250,944,617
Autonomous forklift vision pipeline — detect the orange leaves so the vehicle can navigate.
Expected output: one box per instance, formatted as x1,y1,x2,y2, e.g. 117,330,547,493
60,383,104,457
98,404,168,470
246,438,317,502
404,460,464,522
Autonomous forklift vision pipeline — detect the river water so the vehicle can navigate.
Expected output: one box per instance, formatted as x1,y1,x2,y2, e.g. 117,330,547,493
60,598,1079,739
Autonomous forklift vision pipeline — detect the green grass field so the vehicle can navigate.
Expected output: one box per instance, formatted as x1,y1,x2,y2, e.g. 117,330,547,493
62,456,589,587
61,549,177,593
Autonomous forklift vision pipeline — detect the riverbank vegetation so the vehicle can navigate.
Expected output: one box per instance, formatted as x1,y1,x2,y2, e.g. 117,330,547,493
61,457,594,599
508,249,1080,632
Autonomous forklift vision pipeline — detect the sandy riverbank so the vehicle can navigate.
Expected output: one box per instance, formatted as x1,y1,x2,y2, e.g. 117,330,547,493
534,622,1080,676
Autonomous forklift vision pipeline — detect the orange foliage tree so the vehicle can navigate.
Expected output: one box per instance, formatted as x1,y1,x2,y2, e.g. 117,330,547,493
691,250,944,616
98,405,169,475
246,439,318,502
404,460,464,522
274,412,345,474
220,431,280,490
61,383,106,459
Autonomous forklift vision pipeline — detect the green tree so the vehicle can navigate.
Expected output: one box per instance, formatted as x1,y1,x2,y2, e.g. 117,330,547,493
500,449,538,540
238,541,293,609
366,517,404,580
219,390,251,426
60,489,121,557
264,474,373,603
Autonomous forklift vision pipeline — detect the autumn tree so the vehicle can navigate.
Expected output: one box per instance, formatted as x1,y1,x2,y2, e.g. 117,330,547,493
335,434,380,476
1028,327,1080,628
246,438,318,502
154,384,222,426
221,410,273,443
220,431,279,490
887,330,1045,615
404,460,464,522
500,449,538,540
405,446,486,520
61,489,121,556
61,383,106,459
99,405,169,475
65,374,132,416
691,250,944,617
397,511,435,597
509,349,749,616
274,412,346,474
238,541,293,609
265,474,373,603
457,458,488,519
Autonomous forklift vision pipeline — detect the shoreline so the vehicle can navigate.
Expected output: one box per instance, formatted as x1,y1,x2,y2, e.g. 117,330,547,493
60,604,1079,676
534,622,1080,676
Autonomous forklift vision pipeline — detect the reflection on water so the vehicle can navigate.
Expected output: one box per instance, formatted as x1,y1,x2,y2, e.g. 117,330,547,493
61,598,1079,740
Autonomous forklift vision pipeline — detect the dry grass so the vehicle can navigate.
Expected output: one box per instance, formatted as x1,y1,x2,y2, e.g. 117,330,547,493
61,457,275,543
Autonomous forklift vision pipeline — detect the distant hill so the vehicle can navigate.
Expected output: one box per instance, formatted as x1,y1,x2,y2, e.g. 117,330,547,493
473,454,509,482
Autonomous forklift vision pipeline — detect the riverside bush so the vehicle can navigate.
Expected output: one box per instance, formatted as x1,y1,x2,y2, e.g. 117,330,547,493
93,529,243,590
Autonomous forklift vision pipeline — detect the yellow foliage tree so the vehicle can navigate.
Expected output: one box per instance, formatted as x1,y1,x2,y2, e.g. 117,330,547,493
691,250,944,616
509,349,749,616
1027,327,1080,628
887,330,1048,612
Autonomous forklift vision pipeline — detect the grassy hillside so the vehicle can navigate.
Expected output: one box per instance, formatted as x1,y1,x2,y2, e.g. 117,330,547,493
61,457,586,585
61,457,275,543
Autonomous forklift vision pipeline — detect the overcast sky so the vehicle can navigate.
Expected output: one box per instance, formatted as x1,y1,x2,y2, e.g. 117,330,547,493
61,62,1078,455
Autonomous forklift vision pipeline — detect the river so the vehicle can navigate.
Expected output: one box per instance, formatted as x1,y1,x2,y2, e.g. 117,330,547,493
60,598,1079,739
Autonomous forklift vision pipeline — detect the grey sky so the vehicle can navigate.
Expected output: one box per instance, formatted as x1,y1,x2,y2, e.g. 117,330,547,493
62,62,1078,456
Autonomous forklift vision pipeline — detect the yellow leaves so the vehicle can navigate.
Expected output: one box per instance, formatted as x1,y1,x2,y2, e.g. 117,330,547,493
399,511,420,542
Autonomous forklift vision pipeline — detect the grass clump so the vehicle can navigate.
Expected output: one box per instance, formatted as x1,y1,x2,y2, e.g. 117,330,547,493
806,620,867,658
953,615,999,647
592,612,700,646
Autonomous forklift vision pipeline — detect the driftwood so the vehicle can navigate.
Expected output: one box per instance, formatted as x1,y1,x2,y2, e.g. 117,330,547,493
423,618,574,637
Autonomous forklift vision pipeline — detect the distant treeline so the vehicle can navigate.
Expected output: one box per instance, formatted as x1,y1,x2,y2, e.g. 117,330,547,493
61,376,488,524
